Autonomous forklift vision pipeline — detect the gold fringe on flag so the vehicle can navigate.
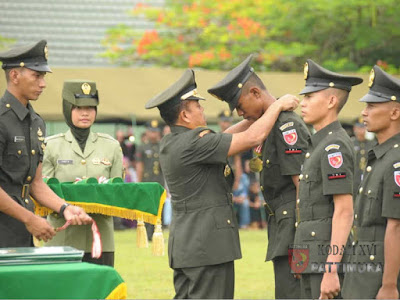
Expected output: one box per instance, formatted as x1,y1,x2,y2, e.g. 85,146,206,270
105,282,127,299
152,219,164,256
136,217,148,248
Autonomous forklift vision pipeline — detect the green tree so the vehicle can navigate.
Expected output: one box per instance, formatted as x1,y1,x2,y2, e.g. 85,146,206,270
102,0,400,73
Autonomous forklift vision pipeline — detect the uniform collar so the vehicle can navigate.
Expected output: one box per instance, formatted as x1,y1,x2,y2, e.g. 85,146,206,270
2,90,39,121
170,125,192,134
65,129,98,158
310,120,343,146
371,132,400,159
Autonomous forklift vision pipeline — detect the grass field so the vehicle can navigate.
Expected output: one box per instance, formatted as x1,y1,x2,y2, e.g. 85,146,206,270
114,229,275,299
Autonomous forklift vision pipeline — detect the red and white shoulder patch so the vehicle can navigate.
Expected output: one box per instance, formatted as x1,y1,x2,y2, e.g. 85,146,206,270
282,129,298,145
328,152,343,169
394,171,400,187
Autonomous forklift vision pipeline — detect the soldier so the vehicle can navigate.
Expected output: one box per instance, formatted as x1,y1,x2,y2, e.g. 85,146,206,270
42,80,123,267
351,116,376,196
293,59,363,299
0,40,92,247
145,69,299,299
342,66,400,299
208,54,309,299
136,119,164,240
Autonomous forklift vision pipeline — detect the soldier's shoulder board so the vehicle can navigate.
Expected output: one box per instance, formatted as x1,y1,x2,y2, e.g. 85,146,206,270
44,133,64,143
97,132,117,142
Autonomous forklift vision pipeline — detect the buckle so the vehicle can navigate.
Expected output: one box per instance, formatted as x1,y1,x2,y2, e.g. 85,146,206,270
21,184,30,199
263,202,274,216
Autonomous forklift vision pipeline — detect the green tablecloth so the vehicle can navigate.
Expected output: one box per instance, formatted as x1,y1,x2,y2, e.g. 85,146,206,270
35,182,165,225
0,262,126,299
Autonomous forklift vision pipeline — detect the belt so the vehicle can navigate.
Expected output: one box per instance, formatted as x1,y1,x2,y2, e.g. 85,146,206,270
172,192,233,213
352,225,385,243
262,190,296,216
296,204,334,223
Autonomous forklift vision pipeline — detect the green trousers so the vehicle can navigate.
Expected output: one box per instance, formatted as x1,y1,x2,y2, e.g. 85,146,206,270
173,261,234,299
273,255,301,299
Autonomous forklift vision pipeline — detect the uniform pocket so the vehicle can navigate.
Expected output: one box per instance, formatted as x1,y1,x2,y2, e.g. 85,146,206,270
213,205,235,229
6,143,28,170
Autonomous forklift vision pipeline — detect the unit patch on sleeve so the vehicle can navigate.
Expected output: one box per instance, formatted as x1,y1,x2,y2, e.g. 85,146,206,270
279,122,294,131
394,171,400,187
282,129,298,145
328,152,343,168
328,173,346,180
325,144,340,152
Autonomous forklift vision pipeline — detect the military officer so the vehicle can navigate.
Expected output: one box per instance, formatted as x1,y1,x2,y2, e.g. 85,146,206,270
351,116,376,196
42,80,123,267
136,119,164,240
293,59,363,299
0,40,92,247
145,69,299,299
342,66,400,299
208,54,310,299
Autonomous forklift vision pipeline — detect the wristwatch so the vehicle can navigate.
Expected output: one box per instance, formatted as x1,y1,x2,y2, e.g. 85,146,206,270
59,203,70,218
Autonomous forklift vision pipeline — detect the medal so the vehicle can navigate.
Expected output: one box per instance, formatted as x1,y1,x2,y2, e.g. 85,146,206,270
249,157,263,172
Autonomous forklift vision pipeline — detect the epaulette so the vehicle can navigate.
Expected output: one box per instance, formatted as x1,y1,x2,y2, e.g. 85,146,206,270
97,132,118,142
44,133,64,143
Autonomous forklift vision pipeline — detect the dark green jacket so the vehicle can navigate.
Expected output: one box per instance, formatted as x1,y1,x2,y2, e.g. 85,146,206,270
160,125,241,268
0,91,46,247
294,121,354,273
260,111,310,261
343,132,400,299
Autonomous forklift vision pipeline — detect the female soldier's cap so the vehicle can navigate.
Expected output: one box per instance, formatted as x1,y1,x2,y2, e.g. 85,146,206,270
360,65,400,103
62,80,99,106
207,54,254,112
0,40,52,73
145,69,205,110
300,59,363,95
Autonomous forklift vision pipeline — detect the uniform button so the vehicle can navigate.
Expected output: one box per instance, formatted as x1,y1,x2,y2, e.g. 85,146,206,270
354,214,358,219
266,159,270,164
24,199,29,204
394,144,399,148
6,104,10,108
297,199,300,204
305,174,309,179
305,152,310,158
359,187,363,194
360,149,365,155
81,159,86,165
370,255,375,261
328,131,333,135
17,150,22,155
31,150,35,155
299,174,304,180
311,231,316,237
283,210,287,215
227,219,231,225
26,176,32,182
352,241,356,246
260,186,264,191
295,222,298,228
366,166,372,172
368,190,371,195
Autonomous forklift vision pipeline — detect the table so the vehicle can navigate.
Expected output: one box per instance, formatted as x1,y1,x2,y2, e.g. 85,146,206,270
0,262,127,299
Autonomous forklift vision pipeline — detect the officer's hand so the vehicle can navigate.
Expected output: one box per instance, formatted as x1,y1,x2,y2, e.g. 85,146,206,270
319,271,340,299
25,214,56,242
275,94,300,112
63,205,92,226
376,284,399,299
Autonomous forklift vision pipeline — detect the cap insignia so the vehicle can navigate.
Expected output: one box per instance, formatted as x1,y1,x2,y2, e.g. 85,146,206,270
304,62,309,80
44,45,49,60
81,83,91,95
368,68,375,87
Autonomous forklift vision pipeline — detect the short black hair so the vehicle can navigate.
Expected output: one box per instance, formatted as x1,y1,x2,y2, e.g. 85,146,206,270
159,100,190,126
242,73,267,96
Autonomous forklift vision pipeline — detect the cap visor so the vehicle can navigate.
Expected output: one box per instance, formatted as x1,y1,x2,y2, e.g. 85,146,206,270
299,85,328,95
27,64,52,73
359,93,387,103
74,98,99,106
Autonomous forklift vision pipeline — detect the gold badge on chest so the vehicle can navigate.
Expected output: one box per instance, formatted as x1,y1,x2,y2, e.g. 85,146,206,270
101,158,111,166
224,165,231,177
41,143,46,151
92,158,100,165
37,128,45,141
249,157,263,173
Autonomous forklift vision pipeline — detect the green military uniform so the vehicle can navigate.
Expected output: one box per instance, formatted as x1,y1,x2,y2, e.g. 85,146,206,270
145,69,241,299
208,54,309,298
293,59,362,299
0,40,51,247
342,66,400,298
351,118,376,196
43,80,123,267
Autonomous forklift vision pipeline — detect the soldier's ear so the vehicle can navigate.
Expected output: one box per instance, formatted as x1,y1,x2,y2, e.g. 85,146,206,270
249,86,261,99
389,103,400,121
327,93,338,110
